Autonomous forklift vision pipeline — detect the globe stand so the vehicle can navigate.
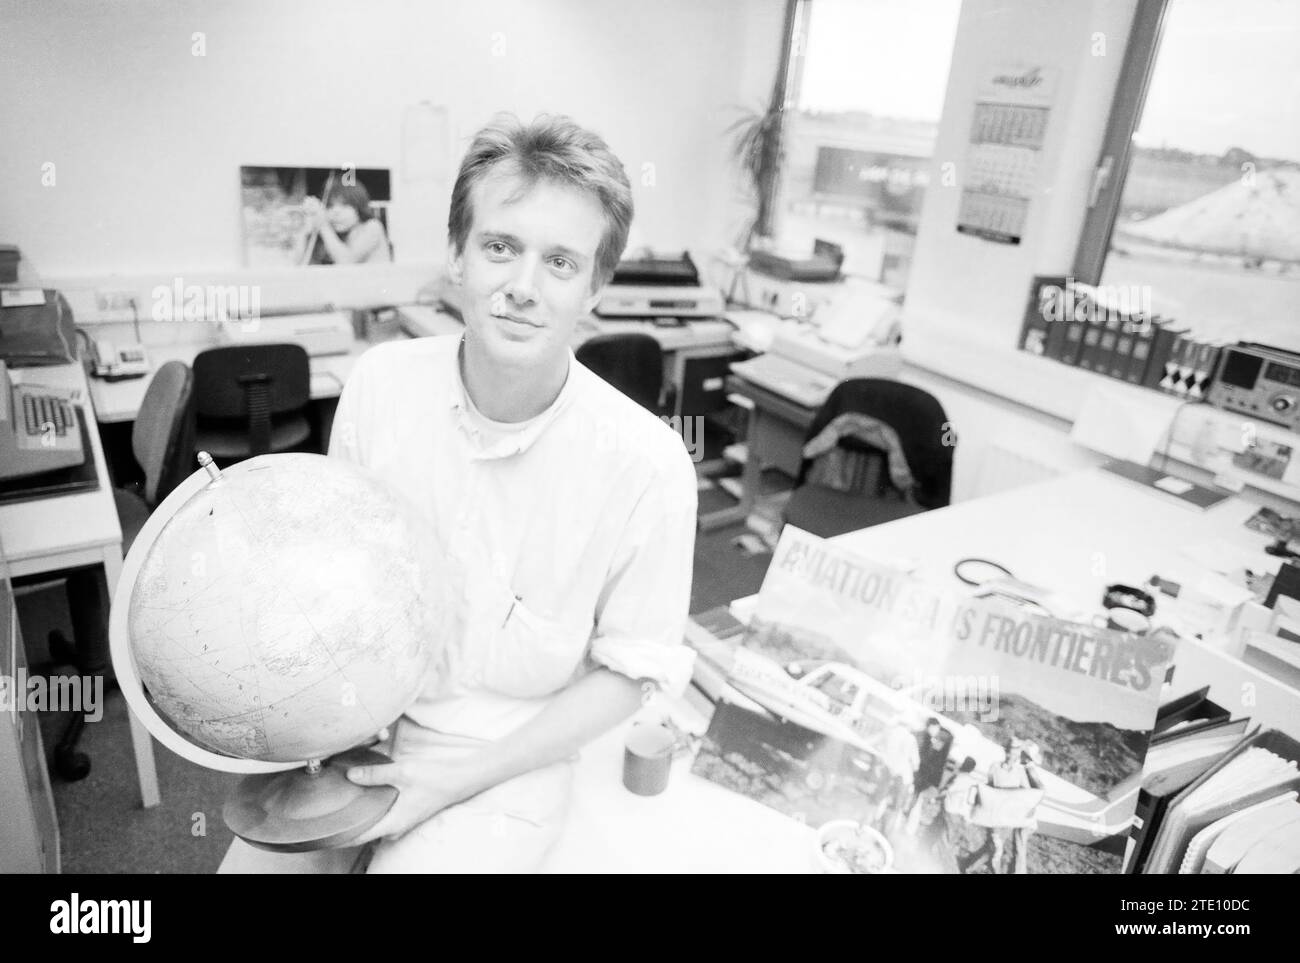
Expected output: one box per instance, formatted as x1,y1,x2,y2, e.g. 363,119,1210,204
224,746,399,853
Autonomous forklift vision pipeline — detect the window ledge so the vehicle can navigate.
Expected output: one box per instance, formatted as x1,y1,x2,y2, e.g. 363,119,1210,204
900,305,1158,423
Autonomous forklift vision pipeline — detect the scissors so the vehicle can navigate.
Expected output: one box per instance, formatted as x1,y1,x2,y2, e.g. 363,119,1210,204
953,558,1057,617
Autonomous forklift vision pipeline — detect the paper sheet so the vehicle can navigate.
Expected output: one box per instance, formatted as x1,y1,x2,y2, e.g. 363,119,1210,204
1069,383,1179,464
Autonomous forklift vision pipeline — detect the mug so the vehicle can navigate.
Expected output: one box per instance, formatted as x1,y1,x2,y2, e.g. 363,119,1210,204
622,722,691,797
1105,606,1151,635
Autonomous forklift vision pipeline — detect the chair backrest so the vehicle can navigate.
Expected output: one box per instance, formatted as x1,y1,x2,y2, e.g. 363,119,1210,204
192,344,311,455
575,333,663,412
800,378,953,509
131,360,194,506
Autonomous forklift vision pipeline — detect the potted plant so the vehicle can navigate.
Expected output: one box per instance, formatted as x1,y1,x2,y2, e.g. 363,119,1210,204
726,102,787,251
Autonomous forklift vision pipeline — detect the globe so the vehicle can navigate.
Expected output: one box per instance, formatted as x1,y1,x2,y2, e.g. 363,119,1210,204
110,452,449,770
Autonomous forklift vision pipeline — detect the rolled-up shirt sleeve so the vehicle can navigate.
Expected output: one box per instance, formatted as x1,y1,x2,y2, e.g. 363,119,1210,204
587,447,698,696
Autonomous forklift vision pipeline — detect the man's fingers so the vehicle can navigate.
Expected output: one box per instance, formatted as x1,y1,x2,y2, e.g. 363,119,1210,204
347,762,403,787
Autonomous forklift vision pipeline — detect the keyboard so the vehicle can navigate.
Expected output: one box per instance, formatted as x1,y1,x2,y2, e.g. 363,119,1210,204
729,353,836,409
0,360,86,481
20,391,75,442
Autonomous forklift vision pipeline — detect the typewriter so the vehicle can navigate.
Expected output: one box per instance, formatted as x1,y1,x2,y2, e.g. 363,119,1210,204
0,359,86,481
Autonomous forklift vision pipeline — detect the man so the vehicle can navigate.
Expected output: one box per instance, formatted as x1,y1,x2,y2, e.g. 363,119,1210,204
913,717,953,793
222,114,697,873
959,737,1042,874
873,721,920,836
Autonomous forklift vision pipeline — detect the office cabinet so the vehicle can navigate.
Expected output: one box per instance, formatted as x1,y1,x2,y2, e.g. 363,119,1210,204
0,540,60,873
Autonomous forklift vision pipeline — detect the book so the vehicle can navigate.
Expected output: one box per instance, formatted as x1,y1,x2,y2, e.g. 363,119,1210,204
1142,321,1188,390
1198,792,1300,873
1141,728,1300,874
689,526,1174,874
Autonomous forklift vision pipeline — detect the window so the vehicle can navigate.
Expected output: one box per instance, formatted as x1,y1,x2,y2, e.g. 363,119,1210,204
1077,0,1300,352
772,0,962,290
811,671,859,714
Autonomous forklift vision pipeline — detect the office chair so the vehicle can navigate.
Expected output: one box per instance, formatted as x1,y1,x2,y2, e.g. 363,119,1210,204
192,344,312,462
575,333,664,413
44,361,194,780
782,378,953,539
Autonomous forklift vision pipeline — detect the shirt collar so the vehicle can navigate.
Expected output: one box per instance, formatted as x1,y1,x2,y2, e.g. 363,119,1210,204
447,335,579,460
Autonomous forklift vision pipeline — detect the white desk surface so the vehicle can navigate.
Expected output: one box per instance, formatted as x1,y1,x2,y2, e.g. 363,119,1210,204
756,468,1300,737
541,708,816,873
540,468,1300,872
88,310,738,427
0,361,161,808
0,363,122,577
88,338,375,426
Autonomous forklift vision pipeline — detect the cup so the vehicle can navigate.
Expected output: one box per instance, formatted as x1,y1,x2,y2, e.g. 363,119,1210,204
622,722,685,797
1105,606,1151,635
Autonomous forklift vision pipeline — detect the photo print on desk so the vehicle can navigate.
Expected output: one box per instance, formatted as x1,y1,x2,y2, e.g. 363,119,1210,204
689,526,1174,875
240,166,392,268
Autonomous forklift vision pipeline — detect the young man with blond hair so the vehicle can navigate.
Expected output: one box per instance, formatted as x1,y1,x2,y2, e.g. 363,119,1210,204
221,114,697,873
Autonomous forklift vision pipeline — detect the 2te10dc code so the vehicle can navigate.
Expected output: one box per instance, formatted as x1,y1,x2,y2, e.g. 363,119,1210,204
1185,900,1250,912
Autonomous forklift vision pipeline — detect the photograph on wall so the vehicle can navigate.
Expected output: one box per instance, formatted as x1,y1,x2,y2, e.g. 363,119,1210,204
240,166,393,268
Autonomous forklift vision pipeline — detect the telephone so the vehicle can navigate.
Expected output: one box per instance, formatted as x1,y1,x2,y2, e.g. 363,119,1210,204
0,360,86,481
90,338,150,379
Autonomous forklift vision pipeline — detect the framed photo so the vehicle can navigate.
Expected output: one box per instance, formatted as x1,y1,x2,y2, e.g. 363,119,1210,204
240,166,392,268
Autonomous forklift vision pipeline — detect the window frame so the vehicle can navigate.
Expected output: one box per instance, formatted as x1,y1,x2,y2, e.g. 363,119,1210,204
1071,0,1172,285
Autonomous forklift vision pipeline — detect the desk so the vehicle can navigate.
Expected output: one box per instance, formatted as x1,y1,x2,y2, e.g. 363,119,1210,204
539,707,816,873
0,362,161,808
401,305,741,417
88,338,376,426
697,373,818,531
543,470,1300,871
736,468,1300,738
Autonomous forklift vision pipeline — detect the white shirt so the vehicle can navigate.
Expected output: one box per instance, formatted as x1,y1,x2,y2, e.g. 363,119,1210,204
328,334,698,740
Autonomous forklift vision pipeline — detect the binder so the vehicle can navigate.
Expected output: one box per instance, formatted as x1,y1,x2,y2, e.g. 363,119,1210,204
1018,278,1054,357
1152,686,1228,741
1077,318,1104,371
1140,727,1300,874
1124,318,1156,384
1125,687,1243,872
1127,717,1250,872
1098,321,1120,378
1188,340,1222,401
1143,322,1188,390
1019,276,1070,360
1060,313,1087,366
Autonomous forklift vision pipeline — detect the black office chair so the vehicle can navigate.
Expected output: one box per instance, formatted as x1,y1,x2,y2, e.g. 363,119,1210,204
575,333,664,413
782,378,953,539
42,361,194,780
192,344,312,462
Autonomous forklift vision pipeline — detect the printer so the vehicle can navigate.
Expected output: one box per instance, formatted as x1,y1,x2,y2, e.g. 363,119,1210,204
218,310,355,356
729,281,903,408
595,251,724,318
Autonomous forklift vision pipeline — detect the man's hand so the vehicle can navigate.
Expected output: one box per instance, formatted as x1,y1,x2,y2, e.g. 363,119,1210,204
346,756,480,845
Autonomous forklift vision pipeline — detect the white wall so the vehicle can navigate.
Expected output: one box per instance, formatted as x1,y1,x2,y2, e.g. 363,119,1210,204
0,0,785,279
902,0,1140,423
892,0,1141,501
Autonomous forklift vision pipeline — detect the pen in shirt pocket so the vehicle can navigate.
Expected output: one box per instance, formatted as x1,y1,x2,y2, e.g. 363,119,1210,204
502,593,522,628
